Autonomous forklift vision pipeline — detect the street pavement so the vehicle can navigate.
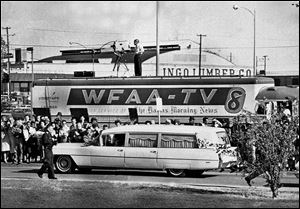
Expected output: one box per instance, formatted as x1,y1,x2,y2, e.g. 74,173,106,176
1,162,299,208
1,162,298,198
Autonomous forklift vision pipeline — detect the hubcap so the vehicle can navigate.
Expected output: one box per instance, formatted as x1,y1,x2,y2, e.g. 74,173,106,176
57,156,71,172
169,169,184,175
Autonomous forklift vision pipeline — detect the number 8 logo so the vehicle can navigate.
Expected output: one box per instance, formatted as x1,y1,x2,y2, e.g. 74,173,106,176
225,87,246,114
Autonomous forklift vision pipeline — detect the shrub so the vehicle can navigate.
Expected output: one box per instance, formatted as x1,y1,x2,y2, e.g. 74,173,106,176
232,110,299,198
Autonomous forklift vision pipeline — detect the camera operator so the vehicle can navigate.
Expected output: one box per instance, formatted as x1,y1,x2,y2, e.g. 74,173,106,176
133,39,144,76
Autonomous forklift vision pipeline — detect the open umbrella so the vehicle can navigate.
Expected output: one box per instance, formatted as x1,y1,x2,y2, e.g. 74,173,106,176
255,86,299,101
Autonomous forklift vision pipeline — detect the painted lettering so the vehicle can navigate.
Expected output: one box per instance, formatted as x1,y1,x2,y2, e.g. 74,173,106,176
239,69,244,77
107,90,124,104
206,68,213,76
222,68,228,76
176,68,182,76
246,69,252,77
184,68,189,76
200,89,217,104
82,89,105,104
146,89,160,104
215,68,220,76
225,87,246,114
168,68,174,76
125,89,141,104
182,89,196,104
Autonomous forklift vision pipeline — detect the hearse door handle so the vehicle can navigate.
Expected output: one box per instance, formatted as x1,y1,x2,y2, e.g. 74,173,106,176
117,149,123,152
150,151,157,153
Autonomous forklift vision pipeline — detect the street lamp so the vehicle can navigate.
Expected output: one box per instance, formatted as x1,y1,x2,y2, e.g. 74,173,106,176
69,42,95,72
233,5,256,76
156,1,160,76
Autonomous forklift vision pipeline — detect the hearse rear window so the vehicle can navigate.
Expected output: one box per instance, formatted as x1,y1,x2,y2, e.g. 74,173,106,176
161,134,197,148
128,134,157,148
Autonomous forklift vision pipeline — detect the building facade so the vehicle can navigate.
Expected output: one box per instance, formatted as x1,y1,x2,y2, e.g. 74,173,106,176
1,41,298,106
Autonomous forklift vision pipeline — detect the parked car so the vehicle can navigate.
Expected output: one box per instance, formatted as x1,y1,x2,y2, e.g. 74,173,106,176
53,125,235,177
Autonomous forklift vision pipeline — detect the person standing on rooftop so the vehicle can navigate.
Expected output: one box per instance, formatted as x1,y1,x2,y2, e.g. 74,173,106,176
133,39,144,76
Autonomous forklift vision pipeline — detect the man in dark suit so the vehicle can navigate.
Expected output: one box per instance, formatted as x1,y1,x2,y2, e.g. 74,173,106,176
37,125,58,179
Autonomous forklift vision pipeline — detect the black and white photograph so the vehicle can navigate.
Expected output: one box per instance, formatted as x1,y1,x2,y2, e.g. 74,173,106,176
1,1,299,208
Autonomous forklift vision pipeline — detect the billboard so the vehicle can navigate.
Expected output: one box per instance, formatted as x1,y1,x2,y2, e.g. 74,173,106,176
32,79,273,118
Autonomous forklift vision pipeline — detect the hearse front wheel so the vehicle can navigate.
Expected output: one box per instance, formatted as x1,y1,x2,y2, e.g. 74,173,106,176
167,169,186,177
55,155,74,173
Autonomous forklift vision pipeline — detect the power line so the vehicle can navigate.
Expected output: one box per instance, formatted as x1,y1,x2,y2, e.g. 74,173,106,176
160,38,299,49
10,43,69,48
185,45,299,50
25,28,156,36
23,28,299,43
26,28,133,35
177,33,299,43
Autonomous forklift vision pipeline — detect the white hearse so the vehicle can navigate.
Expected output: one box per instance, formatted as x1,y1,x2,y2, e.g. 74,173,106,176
53,125,231,177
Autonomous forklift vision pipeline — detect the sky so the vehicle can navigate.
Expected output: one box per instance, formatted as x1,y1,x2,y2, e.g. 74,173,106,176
1,1,299,74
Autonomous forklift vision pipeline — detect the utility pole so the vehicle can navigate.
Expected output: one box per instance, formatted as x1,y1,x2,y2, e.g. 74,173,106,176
156,1,160,76
197,34,206,73
26,47,34,111
262,55,268,75
256,56,258,74
2,27,14,101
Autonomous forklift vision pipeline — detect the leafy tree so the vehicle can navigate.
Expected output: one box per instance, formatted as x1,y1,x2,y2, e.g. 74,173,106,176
1,36,7,50
1,36,7,59
1,36,7,71
232,109,299,198
1,36,8,90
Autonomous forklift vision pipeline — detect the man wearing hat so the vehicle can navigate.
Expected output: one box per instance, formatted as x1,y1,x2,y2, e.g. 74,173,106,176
133,39,144,76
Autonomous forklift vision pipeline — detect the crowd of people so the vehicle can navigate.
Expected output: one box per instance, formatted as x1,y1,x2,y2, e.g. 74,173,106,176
0,112,109,164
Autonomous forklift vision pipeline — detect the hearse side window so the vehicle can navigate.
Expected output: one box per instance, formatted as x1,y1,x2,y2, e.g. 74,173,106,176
128,134,157,148
102,134,125,147
161,134,197,148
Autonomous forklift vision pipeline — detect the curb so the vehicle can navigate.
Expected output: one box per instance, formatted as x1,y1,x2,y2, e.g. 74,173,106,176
111,181,299,200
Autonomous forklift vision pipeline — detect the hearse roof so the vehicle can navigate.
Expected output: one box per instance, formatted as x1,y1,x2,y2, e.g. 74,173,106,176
102,124,225,135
